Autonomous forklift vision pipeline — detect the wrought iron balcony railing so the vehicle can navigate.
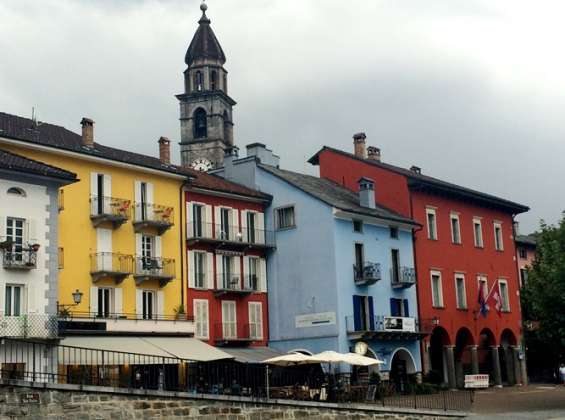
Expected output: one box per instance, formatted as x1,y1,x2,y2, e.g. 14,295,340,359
133,256,175,287
214,322,260,344
90,253,133,283
345,315,425,336
353,262,381,285
2,248,38,270
186,222,275,248
214,273,253,296
133,203,174,234
0,314,58,338
90,196,131,228
390,266,416,288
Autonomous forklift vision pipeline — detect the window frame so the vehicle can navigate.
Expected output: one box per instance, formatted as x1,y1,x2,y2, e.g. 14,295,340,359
248,301,263,340
473,218,484,248
194,299,209,339
430,270,444,308
494,222,504,251
142,290,155,320
275,205,296,231
390,226,399,239
97,287,113,318
518,247,527,259
450,213,461,244
477,275,488,303
193,251,207,289
454,273,467,310
353,220,363,233
5,284,24,317
498,279,510,312
426,207,438,240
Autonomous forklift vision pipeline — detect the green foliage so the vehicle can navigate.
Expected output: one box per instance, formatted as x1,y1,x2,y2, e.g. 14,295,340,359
521,212,565,365
173,304,186,319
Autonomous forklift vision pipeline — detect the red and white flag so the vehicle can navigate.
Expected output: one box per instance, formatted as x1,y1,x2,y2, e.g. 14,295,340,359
488,284,503,317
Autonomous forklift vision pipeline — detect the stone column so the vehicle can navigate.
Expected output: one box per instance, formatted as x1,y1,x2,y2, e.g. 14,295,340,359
444,345,457,389
491,346,503,387
504,347,516,385
512,346,523,385
469,345,479,374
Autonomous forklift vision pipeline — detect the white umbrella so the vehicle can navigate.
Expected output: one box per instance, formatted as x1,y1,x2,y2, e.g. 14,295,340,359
311,351,384,366
262,352,318,366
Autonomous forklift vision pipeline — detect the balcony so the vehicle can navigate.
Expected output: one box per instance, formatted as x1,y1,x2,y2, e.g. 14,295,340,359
391,266,416,288
0,314,58,339
187,222,275,250
133,203,174,235
214,322,259,346
58,312,194,335
345,315,428,340
133,256,175,287
90,253,133,284
1,248,38,270
353,262,381,286
90,196,131,228
214,273,254,297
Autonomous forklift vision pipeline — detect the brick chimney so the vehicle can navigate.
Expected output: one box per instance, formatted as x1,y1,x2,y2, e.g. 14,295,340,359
353,133,367,159
80,117,94,148
367,146,381,162
158,137,171,165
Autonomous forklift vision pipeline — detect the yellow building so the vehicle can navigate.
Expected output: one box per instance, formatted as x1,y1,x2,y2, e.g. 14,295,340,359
0,113,192,333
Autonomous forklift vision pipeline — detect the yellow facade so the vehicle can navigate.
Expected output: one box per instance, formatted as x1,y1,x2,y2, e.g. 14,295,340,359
1,142,186,318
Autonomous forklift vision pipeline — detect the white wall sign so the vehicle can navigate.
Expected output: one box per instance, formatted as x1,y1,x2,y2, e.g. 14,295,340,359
384,316,416,332
464,374,489,388
295,312,336,328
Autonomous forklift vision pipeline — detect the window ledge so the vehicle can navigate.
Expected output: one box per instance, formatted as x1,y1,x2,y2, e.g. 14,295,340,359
432,305,445,310
276,226,296,232
456,307,468,311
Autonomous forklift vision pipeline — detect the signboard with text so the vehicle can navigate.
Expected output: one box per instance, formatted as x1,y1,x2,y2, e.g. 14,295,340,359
464,374,489,388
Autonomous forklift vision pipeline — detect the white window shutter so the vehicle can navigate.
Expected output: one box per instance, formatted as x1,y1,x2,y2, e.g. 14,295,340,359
205,205,213,237
214,206,221,238
136,289,143,317
146,182,154,219
103,174,112,213
215,254,222,289
134,181,142,221
243,257,249,288
188,251,195,288
90,172,99,215
135,233,142,256
0,283,5,315
206,252,214,289
96,228,113,270
0,216,5,239
231,208,239,238
241,210,248,241
259,258,267,292
90,286,99,315
154,236,162,258
157,291,165,316
27,219,37,243
186,202,193,238
203,301,209,338
114,288,123,316
257,212,265,244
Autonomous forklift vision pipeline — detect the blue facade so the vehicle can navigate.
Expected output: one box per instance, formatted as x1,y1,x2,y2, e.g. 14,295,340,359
214,146,422,378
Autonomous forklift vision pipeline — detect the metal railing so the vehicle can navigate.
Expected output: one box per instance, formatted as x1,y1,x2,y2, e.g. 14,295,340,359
216,273,244,291
345,315,425,334
187,222,275,247
353,262,381,285
59,311,193,323
134,256,175,279
214,322,260,341
90,253,133,275
0,314,58,338
390,266,416,287
90,196,131,220
133,203,174,225
1,248,38,270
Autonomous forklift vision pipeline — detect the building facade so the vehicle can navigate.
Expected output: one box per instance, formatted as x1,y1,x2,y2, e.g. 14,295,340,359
214,145,424,386
515,234,536,288
309,137,529,388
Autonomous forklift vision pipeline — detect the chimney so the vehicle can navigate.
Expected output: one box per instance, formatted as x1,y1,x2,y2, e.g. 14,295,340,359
410,165,421,174
224,146,239,179
367,146,381,162
353,132,367,159
358,177,376,209
158,137,171,165
80,117,94,148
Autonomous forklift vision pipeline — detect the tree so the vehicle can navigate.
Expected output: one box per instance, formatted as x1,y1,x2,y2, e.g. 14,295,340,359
521,212,565,379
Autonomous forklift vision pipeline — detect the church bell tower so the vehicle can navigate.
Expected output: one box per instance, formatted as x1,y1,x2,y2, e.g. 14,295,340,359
177,1,236,171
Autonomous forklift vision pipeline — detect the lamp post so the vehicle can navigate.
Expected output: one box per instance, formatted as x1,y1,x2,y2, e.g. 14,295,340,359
57,289,83,317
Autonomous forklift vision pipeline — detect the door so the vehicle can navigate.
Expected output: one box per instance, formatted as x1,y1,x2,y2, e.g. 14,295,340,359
222,301,237,339
6,218,24,262
354,243,364,277
391,357,408,393
140,182,148,220
141,235,153,272
142,291,154,320
220,208,230,240
193,204,203,237
98,288,111,318
247,212,256,243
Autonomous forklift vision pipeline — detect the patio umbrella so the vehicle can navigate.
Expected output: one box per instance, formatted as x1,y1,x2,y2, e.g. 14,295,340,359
262,352,318,366
311,351,384,366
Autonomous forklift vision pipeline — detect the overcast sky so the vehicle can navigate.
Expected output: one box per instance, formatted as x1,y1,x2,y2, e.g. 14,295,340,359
1,0,564,232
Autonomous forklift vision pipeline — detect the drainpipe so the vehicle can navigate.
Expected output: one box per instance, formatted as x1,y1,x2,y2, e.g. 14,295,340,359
179,179,190,315
512,213,528,385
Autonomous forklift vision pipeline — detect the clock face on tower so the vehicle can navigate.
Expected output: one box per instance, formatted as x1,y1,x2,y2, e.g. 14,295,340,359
190,158,213,172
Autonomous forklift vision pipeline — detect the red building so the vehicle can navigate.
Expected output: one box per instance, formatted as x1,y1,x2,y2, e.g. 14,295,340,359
309,134,529,388
184,170,274,350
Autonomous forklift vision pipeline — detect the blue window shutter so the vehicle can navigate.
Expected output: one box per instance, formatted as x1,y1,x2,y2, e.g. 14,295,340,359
353,296,361,331
368,296,375,331
403,299,409,317
390,298,396,316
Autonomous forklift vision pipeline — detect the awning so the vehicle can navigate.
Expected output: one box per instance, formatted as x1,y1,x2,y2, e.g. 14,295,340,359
141,337,233,362
222,347,283,364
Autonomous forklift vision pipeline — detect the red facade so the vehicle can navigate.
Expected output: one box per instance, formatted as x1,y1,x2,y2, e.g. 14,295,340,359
185,189,270,348
313,147,527,384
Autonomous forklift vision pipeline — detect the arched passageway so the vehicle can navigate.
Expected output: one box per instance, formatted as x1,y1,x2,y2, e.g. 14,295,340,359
390,348,417,393
429,327,450,384
454,328,475,388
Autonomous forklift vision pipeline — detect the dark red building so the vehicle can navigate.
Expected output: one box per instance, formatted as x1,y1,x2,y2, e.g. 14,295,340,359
309,134,529,388
184,170,273,349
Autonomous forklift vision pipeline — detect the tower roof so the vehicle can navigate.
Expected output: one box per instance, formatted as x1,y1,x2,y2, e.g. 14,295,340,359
185,2,226,66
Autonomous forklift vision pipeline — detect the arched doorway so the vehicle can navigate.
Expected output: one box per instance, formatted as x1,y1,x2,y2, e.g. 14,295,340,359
478,328,496,383
429,327,450,384
500,329,518,385
454,328,475,388
352,347,380,384
390,348,417,394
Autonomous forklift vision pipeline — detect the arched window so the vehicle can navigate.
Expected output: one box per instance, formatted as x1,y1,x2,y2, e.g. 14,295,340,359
223,73,227,93
210,70,218,90
193,71,203,92
7,187,26,197
193,108,207,139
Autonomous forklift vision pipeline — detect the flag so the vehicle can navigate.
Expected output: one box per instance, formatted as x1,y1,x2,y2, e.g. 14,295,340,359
478,283,489,318
488,285,503,317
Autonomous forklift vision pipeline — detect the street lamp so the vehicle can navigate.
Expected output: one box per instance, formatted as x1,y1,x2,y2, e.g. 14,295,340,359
57,289,83,317
71,289,83,305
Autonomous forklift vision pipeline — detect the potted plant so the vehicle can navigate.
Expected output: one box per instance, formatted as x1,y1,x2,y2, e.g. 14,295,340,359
173,304,186,320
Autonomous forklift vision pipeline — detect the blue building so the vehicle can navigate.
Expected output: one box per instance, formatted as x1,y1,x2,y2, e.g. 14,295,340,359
214,144,424,386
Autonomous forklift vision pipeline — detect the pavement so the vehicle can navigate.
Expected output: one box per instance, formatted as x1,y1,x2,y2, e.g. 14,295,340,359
468,384,565,419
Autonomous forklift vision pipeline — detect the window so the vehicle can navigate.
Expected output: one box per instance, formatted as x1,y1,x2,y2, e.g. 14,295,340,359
142,290,154,320
6,217,25,261
473,218,483,248
221,256,236,289
248,257,259,290
276,206,295,230
431,271,443,308
220,208,231,240
140,181,148,220
249,302,263,340
354,243,364,275
390,298,409,317
247,212,257,243
499,280,510,312
210,70,218,90
194,299,209,339
477,275,488,303
141,235,155,270
194,70,203,91
5,285,23,316
193,108,207,139
494,222,504,251
391,249,400,283
7,187,25,197
97,288,112,318
353,295,374,332
353,220,363,233
58,247,64,269
455,274,467,309
519,248,527,259
192,204,204,237
221,300,237,339
194,252,206,289
450,214,461,244
390,226,399,239
519,268,528,288
426,208,437,240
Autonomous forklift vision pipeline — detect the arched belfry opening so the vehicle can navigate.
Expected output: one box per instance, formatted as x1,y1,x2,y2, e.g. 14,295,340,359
193,108,207,139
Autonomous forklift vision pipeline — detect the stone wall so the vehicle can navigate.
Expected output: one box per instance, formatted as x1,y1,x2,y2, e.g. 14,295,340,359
0,382,466,420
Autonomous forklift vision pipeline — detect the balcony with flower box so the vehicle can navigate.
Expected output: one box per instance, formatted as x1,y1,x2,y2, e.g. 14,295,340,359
133,203,174,235
90,196,131,228
0,240,39,270
186,222,275,250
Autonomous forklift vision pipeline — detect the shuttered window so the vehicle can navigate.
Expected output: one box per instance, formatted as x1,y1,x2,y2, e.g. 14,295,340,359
194,300,209,339
249,302,263,340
